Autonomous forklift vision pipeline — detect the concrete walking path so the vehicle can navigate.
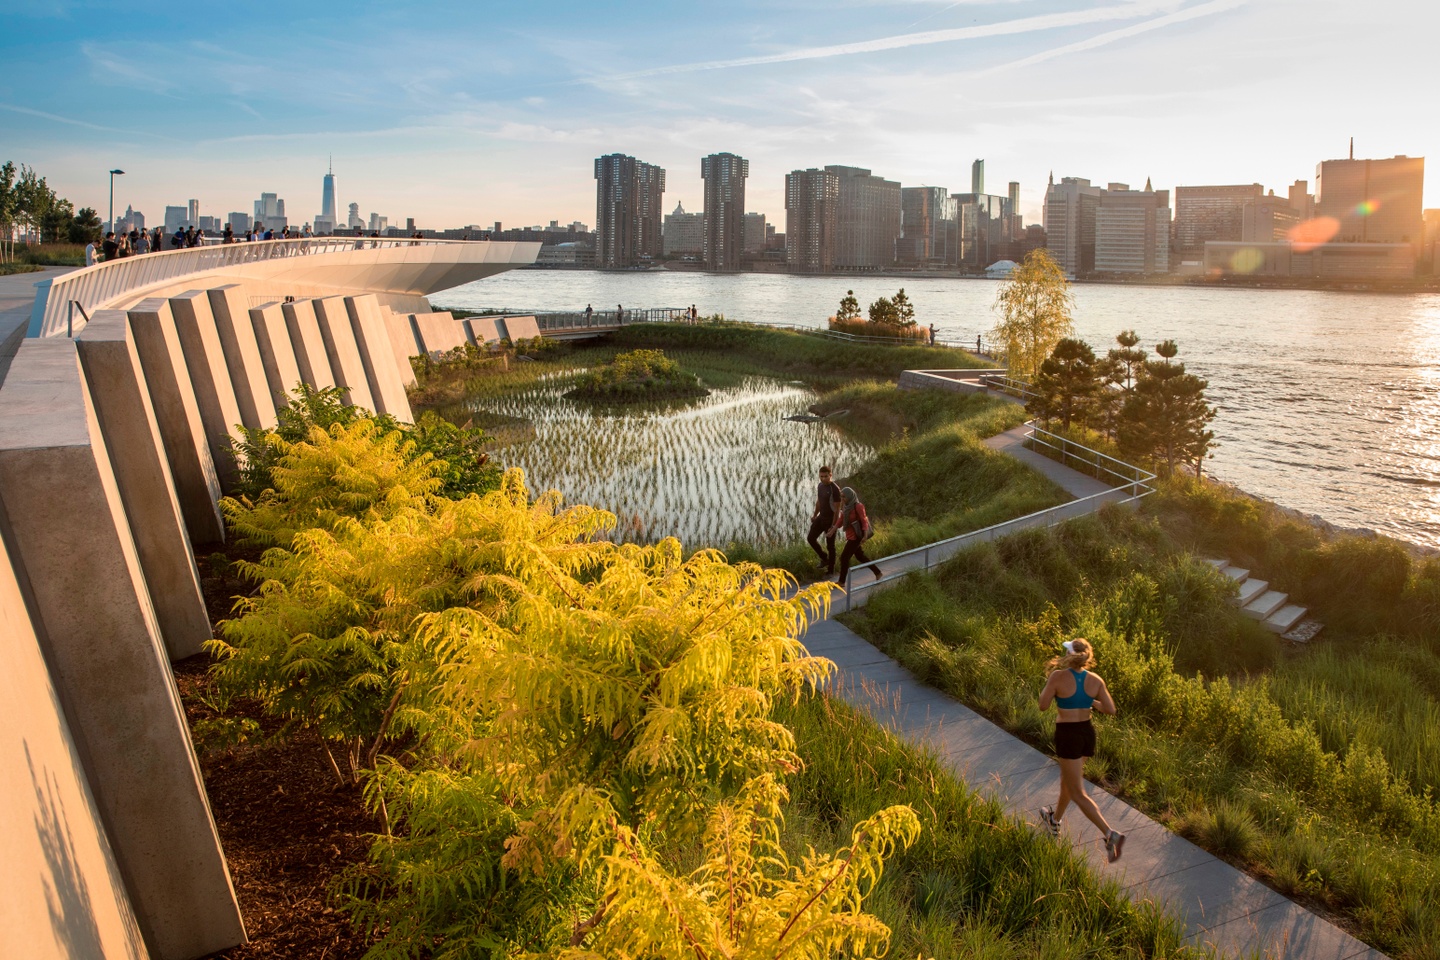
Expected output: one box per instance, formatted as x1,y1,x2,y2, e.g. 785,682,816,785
810,417,1385,959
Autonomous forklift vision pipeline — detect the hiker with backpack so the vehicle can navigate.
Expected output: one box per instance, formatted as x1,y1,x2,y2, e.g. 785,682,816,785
833,486,881,587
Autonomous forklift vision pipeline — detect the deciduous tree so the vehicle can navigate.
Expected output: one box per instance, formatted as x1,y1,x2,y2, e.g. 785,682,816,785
991,248,1075,380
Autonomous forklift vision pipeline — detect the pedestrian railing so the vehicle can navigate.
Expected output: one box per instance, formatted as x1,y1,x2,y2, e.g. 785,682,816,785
979,373,1037,400
29,236,501,338
837,422,1155,611
531,307,690,331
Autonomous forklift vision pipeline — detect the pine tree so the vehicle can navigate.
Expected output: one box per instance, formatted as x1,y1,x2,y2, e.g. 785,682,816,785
1117,339,1217,475
991,249,1075,380
867,296,897,326
1107,329,1148,392
835,290,860,322
891,288,916,327
1027,337,1100,429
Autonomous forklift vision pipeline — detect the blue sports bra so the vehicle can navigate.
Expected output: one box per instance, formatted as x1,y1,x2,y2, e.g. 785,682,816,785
1055,669,1096,709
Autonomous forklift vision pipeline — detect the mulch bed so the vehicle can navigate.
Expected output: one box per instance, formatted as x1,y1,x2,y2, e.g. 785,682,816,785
179,550,377,959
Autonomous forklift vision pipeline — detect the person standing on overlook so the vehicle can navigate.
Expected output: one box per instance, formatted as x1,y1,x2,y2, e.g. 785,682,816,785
101,231,119,262
833,486,881,586
84,238,98,266
1038,638,1126,862
150,226,162,253
806,465,843,575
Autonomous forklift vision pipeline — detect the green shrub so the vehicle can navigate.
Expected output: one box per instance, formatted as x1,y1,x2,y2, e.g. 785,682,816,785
565,348,707,402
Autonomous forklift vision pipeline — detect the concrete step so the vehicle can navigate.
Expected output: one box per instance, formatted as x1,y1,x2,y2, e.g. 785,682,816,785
1236,577,1269,606
1220,564,1250,584
1243,589,1289,620
1203,557,1228,570
1265,603,1308,634
1284,619,1325,643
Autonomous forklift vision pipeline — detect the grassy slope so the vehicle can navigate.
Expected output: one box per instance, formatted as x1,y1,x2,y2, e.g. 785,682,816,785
840,480,1440,958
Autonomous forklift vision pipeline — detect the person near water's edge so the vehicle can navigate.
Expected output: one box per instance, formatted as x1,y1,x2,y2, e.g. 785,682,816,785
1037,638,1126,862
833,487,881,586
806,466,843,574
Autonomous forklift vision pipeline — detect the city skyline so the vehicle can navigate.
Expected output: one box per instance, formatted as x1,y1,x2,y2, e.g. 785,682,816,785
4,1,1435,229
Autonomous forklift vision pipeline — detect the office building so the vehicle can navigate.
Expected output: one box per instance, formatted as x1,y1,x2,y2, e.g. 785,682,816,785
368,212,388,233
1043,175,1103,276
951,192,1015,271
1315,154,1425,248
898,186,951,264
1242,194,1302,243
163,205,188,234
1289,180,1315,220
1204,241,1415,279
347,203,363,230
116,205,145,234
701,153,748,272
1095,181,1171,275
826,165,900,270
314,161,338,234
663,202,705,256
187,200,199,227
1172,184,1263,259
197,216,220,233
1008,181,1023,234
785,168,840,273
253,192,287,231
1425,209,1440,273
594,153,666,268
743,213,767,253
227,212,252,235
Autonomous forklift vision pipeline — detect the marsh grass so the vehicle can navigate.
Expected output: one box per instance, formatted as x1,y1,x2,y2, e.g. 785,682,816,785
839,486,1440,958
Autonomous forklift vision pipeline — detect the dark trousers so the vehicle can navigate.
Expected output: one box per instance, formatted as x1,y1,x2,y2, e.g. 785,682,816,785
837,539,880,584
806,517,836,570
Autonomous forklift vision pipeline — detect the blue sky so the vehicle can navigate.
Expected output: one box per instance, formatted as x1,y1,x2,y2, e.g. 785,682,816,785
4,0,1435,231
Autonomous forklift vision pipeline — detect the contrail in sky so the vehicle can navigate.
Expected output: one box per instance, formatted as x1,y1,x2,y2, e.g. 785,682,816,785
580,0,1202,83
972,0,1248,75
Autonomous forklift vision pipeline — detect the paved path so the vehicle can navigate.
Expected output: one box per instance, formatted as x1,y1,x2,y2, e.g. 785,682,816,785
814,415,1384,959
0,266,73,348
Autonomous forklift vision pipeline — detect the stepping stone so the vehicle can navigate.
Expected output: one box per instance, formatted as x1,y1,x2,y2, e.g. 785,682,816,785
1220,565,1250,582
1265,603,1308,634
1236,577,1269,606
1284,619,1325,643
1243,589,1289,620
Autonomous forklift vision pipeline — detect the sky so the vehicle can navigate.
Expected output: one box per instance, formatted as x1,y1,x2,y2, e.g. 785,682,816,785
4,0,1437,231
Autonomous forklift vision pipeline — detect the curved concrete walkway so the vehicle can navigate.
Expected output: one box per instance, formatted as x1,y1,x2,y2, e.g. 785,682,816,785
812,418,1384,960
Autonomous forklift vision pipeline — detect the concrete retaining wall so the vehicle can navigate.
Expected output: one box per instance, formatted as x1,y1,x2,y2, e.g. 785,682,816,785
897,368,999,394
382,312,421,386
168,292,243,489
412,311,469,357
281,298,336,391
344,295,412,421
206,286,276,431
500,315,540,341
0,339,246,959
248,303,304,409
464,315,504,345
312,297,376,411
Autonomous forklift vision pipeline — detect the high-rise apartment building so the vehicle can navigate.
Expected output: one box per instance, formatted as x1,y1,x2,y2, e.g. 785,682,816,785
1172,184,1263,260
1008,181,1022,234
187,200,199,227
971,159,985,195
951,192,1015,271
347,202,363,230
1043,175,1103,276
785,168,840,273
825,165,900,270
1094,181,1171,275
662,202,704,256
253,192,287,230
898,186,951,264
701,153,748,272
594,154,667,268
743,212,767,253
1316,154,1425,248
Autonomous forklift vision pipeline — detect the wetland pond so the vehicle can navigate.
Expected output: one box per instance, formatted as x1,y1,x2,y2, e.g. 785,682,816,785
457,373,874,548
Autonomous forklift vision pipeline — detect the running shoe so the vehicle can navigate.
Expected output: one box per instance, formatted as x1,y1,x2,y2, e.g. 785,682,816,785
1106,830,1126,863
1039,806,1061,838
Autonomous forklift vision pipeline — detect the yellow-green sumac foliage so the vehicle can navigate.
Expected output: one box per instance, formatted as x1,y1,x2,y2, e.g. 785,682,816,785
210,422,913,954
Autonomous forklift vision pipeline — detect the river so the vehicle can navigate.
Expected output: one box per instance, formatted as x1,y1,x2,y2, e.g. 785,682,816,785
436,271,1440,551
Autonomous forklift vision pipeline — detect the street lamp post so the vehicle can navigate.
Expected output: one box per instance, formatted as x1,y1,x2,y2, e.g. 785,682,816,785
108,169,125,235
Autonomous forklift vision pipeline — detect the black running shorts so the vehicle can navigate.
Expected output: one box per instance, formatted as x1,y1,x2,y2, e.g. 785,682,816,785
1054,719,1096,760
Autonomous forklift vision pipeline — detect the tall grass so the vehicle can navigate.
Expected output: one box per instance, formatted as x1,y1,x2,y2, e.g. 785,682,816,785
840,489,1440,958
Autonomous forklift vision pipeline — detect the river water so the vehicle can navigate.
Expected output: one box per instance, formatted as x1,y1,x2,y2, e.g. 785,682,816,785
438,271,1440,551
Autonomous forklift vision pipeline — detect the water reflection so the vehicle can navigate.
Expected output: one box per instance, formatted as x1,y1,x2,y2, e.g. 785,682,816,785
466,376,873,548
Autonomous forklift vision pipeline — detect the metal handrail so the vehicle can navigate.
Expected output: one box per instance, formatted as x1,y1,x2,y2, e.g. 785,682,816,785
838,421,1155,611
30,236,494,338
979,373,1038,400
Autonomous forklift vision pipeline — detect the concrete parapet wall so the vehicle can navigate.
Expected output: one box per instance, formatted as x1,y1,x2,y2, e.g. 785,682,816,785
168,292,242,490
412,311,469,357
344,295,412,422
0,519,151,960
77,311,212,661
312,297,376,411
464,315,504,345
206,286,277,430
500,315,540,341
382,312,421,386
126,299,225,546
897,368,997,394
0,339,245,960
248,303,304,409
281,298,336,391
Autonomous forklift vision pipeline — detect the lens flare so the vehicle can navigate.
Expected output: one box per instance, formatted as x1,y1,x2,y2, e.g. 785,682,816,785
1228,247,1266,274
1354,199,1381,217
1288,216,1340,252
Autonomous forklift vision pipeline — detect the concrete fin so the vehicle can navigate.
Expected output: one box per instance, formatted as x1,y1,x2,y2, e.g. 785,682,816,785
206,286,277,430
281,299,336,391
311,297,376,411
248,302,305,409
167,291,243,490
344,295,413,421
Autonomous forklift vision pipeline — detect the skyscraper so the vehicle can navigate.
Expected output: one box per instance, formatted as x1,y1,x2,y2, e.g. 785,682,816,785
253,193,287,230
663,201,704,256
898,186,951,264
826,165,901,270
743,212,767,254
1315,154,1425,248
316,159,338,234
1094,180,1171,275
701,153,749,272
1172,184,1263,259
785,168,840,273
971,159,985,195
1043,175,1103,277
187,199,199,228
594,154,667,268
348,202,363,230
